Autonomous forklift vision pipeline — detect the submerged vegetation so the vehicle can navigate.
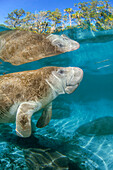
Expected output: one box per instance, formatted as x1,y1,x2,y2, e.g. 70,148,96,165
3,0,113,33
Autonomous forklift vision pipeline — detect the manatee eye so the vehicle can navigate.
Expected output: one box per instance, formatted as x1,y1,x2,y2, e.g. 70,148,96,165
58,69,64,74
57,42,64,48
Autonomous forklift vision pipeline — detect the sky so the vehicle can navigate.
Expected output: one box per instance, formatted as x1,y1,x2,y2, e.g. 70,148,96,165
0,0,113,24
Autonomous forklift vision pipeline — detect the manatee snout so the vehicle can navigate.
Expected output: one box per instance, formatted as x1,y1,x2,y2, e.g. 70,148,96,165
65,67,83,94
67,67,83,84
73,67,83,83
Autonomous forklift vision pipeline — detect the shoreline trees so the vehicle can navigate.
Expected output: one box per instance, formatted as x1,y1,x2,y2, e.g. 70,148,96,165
4,0,113,33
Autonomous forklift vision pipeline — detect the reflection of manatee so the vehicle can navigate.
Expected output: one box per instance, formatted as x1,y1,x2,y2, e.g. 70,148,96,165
76,116,113,136
79,34,113,43
0,30,79,65
24,148,69,170
63,28,113,43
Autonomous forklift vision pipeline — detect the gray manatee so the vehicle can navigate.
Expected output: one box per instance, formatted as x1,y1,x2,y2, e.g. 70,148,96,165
0,66,83,137
0,30,80,65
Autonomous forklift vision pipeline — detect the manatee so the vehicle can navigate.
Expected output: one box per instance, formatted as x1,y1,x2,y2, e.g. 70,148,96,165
0,66,83,137
76,116,113,136
0,30,80,65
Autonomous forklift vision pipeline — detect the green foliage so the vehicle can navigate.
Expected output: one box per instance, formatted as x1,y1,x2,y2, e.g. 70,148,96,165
47,8,62,32
73,0,113,30
0,24,7,27
4,0,113,33
5,9,25,28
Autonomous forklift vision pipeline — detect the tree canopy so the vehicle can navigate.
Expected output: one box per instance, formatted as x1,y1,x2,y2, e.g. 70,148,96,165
4,0,113,33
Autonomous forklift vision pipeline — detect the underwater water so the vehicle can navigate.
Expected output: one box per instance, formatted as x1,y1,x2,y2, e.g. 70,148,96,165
0,27,113,170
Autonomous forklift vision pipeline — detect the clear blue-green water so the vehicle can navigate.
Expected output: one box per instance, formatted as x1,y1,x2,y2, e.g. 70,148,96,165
0,27,113,170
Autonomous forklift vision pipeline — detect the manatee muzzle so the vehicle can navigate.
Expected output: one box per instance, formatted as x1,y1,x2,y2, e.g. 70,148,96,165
65,67,83,94
65,83,79,94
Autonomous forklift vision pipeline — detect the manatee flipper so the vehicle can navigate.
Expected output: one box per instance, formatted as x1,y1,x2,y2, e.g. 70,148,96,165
16,102,39,138
37,102,52,128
